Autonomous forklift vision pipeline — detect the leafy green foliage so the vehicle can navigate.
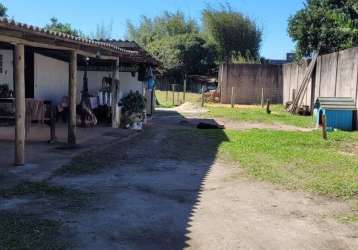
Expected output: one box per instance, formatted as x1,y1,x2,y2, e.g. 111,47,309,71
45,17,85,37
147,33,217,76
91,21,113,40
127,6,261,76
288,0,358,58
127,11,215,76
127,11,199,47
202,4,262,62
122,91,146,114
0,2,7,17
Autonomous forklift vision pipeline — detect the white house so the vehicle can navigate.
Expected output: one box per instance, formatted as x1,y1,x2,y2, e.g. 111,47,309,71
0,42,154,106
0,17,158,165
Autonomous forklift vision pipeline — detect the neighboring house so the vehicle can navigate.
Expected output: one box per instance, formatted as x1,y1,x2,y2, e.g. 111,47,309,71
264,53,295,65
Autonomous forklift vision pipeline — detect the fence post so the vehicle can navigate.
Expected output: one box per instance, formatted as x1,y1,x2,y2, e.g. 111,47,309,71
201,86,205,107
266,99,271,114
172,84,175,106
166,84,169,102
231,87,235,108
261,88,264,108
322,114,328,140
183,76,187,103
177,88,180,105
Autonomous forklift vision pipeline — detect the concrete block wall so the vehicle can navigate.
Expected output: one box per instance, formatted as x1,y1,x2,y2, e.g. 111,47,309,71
219,64,283,104
282,46,358,128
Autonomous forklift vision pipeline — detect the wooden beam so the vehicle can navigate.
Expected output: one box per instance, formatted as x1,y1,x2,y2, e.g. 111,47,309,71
111,58,120,128
0,34,118,60
14,43,25,166
68,51,77,145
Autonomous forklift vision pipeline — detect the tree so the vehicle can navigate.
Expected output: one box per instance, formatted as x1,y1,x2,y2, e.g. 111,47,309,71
202,4,262,63
147,34,216,77
127,11,215,76
0,3,7,17
45,17,85,37
91,21,113,40
127,11,199,47
288,0,358,58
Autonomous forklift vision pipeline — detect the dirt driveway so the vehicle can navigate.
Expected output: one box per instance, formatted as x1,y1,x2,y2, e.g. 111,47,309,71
0,108,357,249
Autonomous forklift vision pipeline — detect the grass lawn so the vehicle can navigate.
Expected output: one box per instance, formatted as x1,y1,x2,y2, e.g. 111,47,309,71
205,104,316,128
169,123,358,222
219,130,358,199
155,90,201,108
167,128,358,200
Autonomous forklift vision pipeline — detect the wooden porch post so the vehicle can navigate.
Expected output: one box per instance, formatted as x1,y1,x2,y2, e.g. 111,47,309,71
111,58,120,128
68,51,77,145
14,43,26,166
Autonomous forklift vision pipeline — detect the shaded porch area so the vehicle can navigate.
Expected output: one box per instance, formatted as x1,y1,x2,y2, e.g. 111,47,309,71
0,124,134,171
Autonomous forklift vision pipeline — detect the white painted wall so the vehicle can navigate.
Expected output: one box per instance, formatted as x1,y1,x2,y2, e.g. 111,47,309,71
119,72,144,98
33,54,144,105
34,53,69,105
77,71,112,101
0,49,14,90
77,70,144,101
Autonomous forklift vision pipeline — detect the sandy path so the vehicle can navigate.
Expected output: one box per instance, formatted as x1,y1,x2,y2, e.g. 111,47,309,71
186,160,357,250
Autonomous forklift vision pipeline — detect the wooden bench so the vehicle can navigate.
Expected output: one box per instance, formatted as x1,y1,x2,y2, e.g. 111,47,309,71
0,98,57,143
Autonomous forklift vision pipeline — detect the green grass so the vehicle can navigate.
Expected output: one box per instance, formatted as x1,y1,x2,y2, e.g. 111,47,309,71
0,181,94,209
206,105,316,128
155,90,201,108
0,213,69,250
217,129,358,199
169,127,358,206
56,143,126,176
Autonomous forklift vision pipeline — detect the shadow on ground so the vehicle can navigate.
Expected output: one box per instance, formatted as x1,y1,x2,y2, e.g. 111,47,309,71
0,109,229,250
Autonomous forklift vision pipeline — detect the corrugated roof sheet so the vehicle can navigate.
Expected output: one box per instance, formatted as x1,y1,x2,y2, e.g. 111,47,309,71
315,97,357,110
0,18,158,65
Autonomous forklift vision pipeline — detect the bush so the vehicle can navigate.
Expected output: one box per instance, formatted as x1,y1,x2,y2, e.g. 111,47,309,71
121,91,146,114
121,91,146,128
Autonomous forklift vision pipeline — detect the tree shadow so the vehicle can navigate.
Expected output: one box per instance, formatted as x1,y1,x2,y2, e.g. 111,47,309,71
0,108,230,249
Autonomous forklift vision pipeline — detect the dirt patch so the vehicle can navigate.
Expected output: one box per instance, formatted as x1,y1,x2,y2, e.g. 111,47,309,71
186,161,358,249
212,118,316,132
0,108,356,249
339,142,358,156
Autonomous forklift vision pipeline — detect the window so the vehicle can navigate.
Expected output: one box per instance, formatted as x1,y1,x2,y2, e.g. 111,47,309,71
0,54,3,74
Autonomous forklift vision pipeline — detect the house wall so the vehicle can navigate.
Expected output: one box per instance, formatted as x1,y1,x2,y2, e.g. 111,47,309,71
4,52,144,105
119,72,144,97
77,71,111,102
219,64,283,104
0,49,14,90
34,53,69,105
77,71,144,101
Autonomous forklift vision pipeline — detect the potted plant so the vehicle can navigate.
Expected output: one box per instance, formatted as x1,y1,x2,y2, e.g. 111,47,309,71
121,91,146,130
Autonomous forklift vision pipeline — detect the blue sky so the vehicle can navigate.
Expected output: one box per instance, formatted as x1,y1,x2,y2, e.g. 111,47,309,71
2,0,304,59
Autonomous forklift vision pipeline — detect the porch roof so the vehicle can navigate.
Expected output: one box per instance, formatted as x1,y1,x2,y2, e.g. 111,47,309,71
0,18,157,65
